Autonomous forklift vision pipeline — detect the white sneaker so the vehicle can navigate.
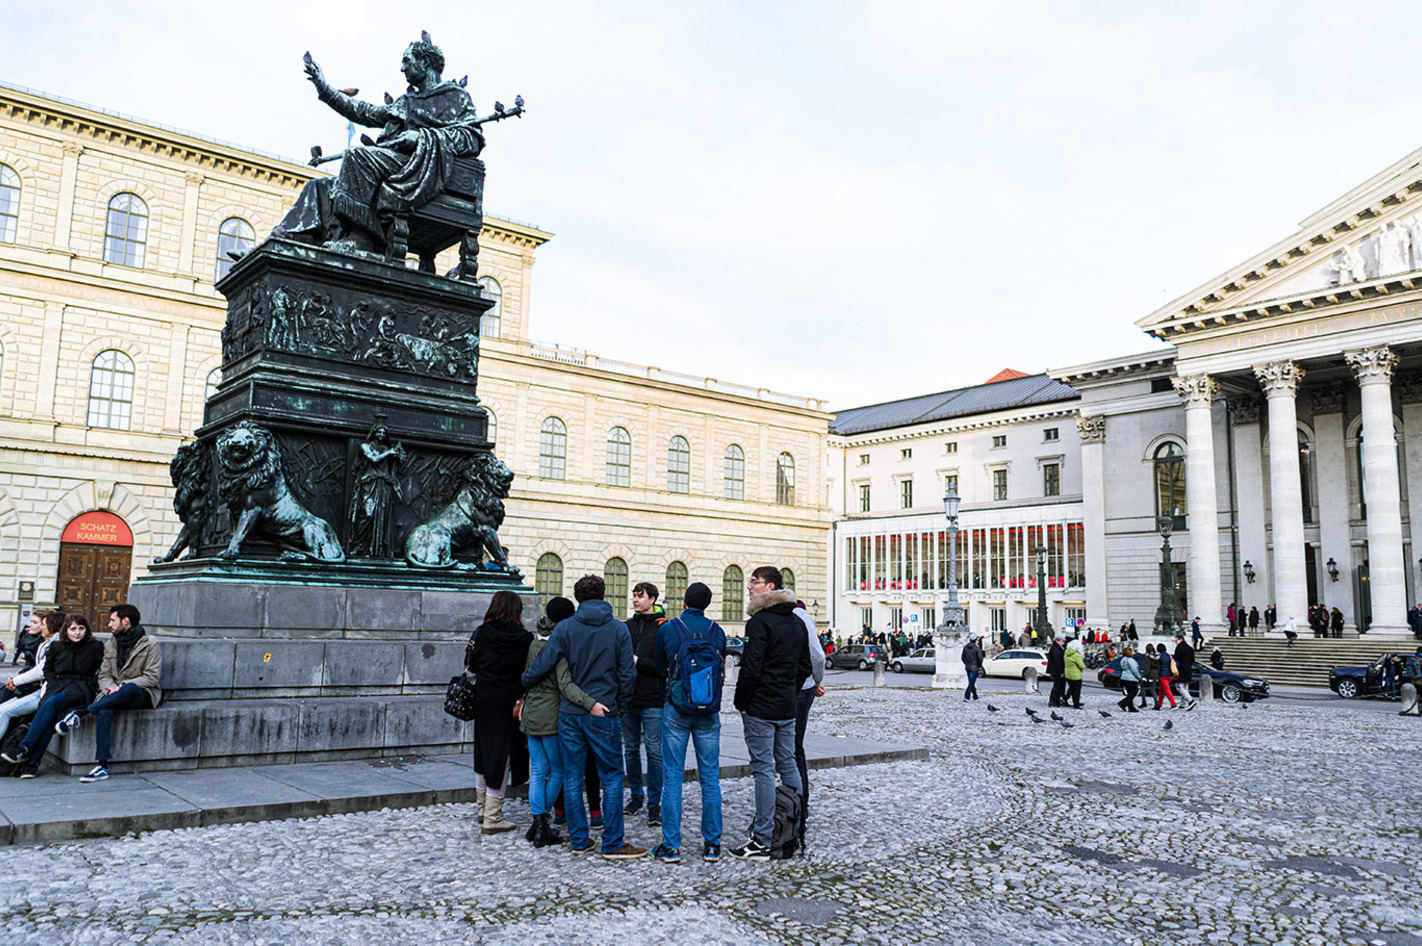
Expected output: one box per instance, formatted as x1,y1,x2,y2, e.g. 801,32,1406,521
79,765,109,783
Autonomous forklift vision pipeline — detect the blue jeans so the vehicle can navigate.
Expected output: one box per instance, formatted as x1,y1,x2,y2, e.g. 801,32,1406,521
742,714,800,845
558,713,625,853
526,733,563,816
965,670,980,699
82,683,151,763
659,706,721,851
622,706,663,805
17,687,88,768
0,690,41,744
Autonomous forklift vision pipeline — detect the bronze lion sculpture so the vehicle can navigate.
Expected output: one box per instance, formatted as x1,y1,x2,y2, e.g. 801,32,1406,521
404,452,513,571
215,421,345,562
155,442,211,563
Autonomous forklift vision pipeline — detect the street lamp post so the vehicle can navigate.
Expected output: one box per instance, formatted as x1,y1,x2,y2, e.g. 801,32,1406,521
933,484,967,689
1033,543,1052,644
1152,515,1184,637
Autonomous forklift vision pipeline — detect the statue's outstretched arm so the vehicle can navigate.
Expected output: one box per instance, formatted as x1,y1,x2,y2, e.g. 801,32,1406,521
304,53,388,128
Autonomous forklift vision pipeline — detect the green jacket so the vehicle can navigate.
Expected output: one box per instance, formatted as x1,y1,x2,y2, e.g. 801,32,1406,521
1063,646,1085,681
520,619,596,736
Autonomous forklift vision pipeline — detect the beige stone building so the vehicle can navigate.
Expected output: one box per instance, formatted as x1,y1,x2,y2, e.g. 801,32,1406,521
0,82,831,637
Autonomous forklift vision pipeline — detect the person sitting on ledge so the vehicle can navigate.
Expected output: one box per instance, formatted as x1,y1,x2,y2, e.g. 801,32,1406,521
55,604,162,783
268,36,483,257
3,615,103,778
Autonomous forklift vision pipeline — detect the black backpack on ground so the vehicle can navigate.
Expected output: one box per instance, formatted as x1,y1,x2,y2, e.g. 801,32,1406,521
1,723,29,777
767,784,803,860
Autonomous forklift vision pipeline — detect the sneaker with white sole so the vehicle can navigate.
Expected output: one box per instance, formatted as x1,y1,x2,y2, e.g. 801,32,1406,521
730,838,771,861
55,711,82,735
79,765,109,783
0,749,26,764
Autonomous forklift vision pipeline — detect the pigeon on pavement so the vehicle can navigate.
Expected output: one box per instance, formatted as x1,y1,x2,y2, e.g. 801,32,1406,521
1031,716,1047,724
1050,711,1064,721
1098,711,1112,718
987,704,1001,713
1058,720,1074,729
1026,708,1039,717
1163,719,1174,730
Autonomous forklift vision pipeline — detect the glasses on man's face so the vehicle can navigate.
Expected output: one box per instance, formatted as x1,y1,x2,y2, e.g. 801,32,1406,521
747,579,765,588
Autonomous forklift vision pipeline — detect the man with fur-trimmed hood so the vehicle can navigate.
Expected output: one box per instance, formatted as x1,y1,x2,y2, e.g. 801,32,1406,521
730,566,811,861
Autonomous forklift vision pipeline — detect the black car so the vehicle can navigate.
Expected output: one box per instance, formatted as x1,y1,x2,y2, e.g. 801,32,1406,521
1328,652,1421,699
1097,656,1270,703
724,636,745,666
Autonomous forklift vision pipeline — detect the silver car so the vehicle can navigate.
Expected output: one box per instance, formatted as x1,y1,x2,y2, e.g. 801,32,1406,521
891,648,936,674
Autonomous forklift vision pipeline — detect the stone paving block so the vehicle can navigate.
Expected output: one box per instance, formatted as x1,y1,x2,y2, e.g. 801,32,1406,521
142,767,326,826
324,640,405,687
364,756,476,801
256,759,433,813
296,699,386,753
200,700,302,758
163,639,238,693
383,695,464,749
0,787,201,844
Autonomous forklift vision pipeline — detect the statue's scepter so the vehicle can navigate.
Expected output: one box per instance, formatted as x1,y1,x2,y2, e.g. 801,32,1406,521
308,93,526,167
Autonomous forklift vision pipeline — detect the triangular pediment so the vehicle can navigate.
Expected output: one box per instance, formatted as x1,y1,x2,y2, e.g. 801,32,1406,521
1138,143,1422,338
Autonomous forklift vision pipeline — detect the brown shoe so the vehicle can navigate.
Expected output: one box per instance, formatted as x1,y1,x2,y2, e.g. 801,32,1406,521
602,843,648,860
481,795,518,834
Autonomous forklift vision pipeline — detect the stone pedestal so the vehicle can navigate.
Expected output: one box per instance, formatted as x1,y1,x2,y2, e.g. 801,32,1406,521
932,628,967,689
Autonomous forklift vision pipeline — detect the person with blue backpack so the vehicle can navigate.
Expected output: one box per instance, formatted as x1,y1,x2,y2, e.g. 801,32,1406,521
650,581,727,863
731,566,811,861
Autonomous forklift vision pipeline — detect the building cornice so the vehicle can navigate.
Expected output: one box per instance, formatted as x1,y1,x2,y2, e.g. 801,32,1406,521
828,404,1081,447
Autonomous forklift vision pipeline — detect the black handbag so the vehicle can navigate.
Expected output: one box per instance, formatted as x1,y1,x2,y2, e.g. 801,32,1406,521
444,673,477,721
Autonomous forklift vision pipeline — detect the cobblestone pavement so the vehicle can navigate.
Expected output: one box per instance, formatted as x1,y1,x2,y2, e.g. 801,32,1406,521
1,688,1419,945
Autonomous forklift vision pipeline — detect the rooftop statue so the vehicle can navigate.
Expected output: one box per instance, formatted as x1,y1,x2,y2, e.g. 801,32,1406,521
266,33,518,258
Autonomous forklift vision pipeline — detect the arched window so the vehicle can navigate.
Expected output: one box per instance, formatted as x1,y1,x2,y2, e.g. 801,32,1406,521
724,444,745,500
1153,442,1186,529
781,567,796,594
539,417,567,479
87,350,136,429
776,452,796,506
605,557,629,615
722,565,744,622
205,368,221,401
606,427,631,487
665,561,688,619
668,436,690,493
104,193,148,267
535,553,563,607
478,276,502,338
0,164,19,243
484,409,497,446
1299,429,1314,524
215,217,254,281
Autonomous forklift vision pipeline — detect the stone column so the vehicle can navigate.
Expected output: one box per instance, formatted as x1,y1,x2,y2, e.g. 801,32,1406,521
1346,346,1409,638
1230,397,1271,615
1399,372,1422,613
1076,414,1109,636
1309,384,1356,632
1253,361,1308,631
54,143,82,252
1173,375,1224,632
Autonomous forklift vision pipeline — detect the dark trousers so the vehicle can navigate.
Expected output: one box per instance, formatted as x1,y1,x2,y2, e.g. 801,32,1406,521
793,688,815,819
1048,677,1066,706
964,670,980,700
1118,681,1140,711
16,687,88,770
81,683,151,763
1066,679,1083,707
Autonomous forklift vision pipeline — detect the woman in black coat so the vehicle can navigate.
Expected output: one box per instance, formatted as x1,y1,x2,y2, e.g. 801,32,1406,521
5,615,104,777
467,590,533,834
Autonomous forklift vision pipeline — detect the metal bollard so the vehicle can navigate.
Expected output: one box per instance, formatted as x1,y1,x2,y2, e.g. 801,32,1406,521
1197,673,1214,705
1401,682,1420,716
873,659,886,687
1023,667,1039,694
724,654,739,688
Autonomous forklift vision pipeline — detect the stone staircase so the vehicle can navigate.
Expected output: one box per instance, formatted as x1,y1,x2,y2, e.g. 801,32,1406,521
1207,637,1407,688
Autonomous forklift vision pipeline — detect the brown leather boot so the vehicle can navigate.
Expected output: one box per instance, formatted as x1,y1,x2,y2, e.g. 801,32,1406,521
482,794,517,834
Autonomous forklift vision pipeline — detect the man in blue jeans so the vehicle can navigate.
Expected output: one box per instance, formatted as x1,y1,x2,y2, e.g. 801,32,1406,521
731,566,811,860
622,581,666,825
522,574,645,860
651,581,726,863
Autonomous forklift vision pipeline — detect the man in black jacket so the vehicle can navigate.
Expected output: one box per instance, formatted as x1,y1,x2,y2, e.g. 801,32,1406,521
622,581,666,825
961,635,984,702
1172,633,1198,710
730,566,811,861
1046,635,1067,707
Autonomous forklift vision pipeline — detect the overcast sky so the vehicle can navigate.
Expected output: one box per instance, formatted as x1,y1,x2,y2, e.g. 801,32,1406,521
3,1,1418,410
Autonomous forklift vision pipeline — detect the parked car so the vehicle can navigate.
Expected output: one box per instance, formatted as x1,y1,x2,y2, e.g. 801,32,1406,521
1098,656,1270,703
724,636,745,666
981,648,1051,680
1328,652,1421,699
891,648,936,673
829,644,888,670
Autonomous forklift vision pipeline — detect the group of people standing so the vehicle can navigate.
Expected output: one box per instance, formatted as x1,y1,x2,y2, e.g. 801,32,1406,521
0,604,161,781
463,565,825,863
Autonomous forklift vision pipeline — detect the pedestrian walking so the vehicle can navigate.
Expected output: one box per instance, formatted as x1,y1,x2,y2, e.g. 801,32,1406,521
1117,646,1142,712
1172,633,1199,710
961,635,984,702
1046,635,1067,707
1063,638,1085,708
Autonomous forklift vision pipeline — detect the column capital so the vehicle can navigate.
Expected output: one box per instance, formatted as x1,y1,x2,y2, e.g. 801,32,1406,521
61,141,84,158
1308,382,1346,416
1253,361,1305,397
1075,414,1106,444
1345,345,1398,386
1229,395,1262,424
1172,374,1219,407
184,171,205,187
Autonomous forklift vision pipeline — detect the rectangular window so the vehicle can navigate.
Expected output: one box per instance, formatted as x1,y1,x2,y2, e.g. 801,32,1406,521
989,527,1005,589
858,483,871,513
857,536,871,590
900,448,912,460
858,453,870,465
922,607,936,630
889,534,904,589
1043,462,1060,497
992,435,1007,448
971,529,986,589
1008,526,1024,589
992,469,1008,501
900,479,913,509
944,441,957,454
1043,428,1059,442
859,607,874,632
873,535,887,590
1067,523,1085,587
904,533,919,590
944,473,958,497
990,607,1007,634
888,606,902,631
845,537,858,591
1047,523,1064,588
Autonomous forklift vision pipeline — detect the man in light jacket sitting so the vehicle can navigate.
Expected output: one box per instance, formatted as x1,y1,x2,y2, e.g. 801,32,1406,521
55,603,162,783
